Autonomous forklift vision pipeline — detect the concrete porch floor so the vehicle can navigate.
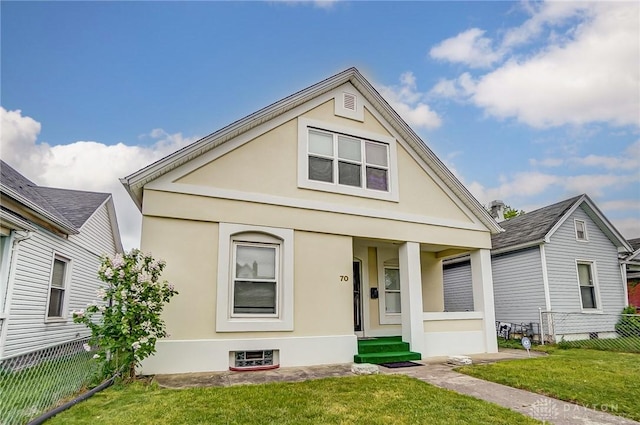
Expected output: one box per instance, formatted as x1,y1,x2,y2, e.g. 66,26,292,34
152,348,637,425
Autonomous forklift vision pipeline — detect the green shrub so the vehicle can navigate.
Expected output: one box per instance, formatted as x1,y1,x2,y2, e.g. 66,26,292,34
615,306,640,337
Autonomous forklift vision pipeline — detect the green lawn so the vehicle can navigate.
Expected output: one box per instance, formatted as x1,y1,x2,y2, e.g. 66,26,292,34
0,352,98,425
48,374,541,425
458,348,640,421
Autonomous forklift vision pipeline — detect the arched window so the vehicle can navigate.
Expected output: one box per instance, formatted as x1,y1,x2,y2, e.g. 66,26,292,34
217,223,294,332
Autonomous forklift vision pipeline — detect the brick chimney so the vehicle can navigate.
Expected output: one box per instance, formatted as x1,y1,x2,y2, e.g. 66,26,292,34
489,200,506,222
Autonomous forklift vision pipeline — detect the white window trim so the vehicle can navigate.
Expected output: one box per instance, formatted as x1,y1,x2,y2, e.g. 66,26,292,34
377,249,401,325
575,260,601,312
0,234,12,316
297,117,399,202
231,241,279,318
45,253,71,323
574,219,588,242
217,223,294,332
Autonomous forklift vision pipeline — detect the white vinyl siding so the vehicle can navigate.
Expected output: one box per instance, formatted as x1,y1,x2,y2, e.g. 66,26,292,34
1,225,111,358
545,206,625,335
443,262,474,312
68,203,116,256
492,248,547,325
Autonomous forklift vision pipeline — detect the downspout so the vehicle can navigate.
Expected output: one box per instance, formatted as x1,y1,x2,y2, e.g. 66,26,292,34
0,230,32,359
620,262,629,307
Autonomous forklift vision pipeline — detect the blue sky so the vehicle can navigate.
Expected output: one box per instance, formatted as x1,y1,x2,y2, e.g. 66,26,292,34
2,1,638,249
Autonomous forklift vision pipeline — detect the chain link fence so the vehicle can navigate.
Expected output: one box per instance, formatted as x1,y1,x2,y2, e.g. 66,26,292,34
0,337,99,425
496,320,543,342
541,311,640,353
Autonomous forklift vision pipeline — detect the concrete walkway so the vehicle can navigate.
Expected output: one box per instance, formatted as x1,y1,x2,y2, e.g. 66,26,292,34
154,349,638,425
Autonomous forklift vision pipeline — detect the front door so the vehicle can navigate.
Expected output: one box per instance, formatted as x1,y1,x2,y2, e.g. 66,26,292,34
353,261,363,335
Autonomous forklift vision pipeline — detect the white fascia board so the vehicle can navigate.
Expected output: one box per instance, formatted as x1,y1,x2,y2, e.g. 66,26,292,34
0,185,78,235
491,240,544,256
545,194,632,252
82,196,124,253
0,209,37,232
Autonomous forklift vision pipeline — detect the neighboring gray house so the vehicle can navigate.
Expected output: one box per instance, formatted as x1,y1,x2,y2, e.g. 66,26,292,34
0,160,123,360
444,194,632,341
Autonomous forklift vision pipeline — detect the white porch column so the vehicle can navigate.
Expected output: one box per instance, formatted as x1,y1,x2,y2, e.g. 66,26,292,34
399,242,424,354
471,249,498,353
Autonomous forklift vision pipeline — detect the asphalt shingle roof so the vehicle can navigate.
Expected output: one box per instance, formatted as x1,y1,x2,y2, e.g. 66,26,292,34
628,238,640,252
491,195,583,251
1,160,109,231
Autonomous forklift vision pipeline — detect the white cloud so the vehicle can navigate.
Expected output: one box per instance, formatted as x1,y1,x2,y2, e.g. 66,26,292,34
610,217,640,239
501,1,590,48
529,158,564,167
599,199,640,213
0,107,198,250
430,28,503,68
380,72,442,130
531,140,640,170
468,170,637,210
430,2,640,129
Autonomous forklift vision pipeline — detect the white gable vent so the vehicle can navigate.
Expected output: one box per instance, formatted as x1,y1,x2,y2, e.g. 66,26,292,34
343,92,356,111
334,88,364,121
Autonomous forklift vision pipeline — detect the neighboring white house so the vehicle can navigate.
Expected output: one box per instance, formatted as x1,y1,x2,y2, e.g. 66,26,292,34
121,67,503,374
444,194,632,341
0,160,123,360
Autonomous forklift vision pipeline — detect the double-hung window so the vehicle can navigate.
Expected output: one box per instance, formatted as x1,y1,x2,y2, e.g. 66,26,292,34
48,257,69,318
298,118,399,202
232,242,278,316
217,223,294,332
575,220,588,241
577,262,597,309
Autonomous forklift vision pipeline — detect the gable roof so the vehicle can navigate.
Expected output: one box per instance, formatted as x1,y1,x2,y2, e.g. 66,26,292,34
121,67,502,234
492,194,632,253
1,161,120,248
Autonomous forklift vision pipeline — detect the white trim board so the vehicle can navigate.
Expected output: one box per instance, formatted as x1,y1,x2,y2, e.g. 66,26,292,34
145,184,489,233
139,335,357,374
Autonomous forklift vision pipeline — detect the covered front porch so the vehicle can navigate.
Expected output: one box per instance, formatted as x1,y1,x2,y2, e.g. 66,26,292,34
353,239,497,360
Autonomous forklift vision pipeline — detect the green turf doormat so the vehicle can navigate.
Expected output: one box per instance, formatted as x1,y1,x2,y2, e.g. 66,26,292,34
379,361,423,368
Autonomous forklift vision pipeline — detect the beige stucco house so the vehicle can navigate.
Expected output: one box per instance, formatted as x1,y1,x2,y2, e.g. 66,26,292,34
121,68,502,374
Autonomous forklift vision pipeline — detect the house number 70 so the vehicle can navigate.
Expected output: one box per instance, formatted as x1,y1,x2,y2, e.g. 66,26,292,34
340,275,349,281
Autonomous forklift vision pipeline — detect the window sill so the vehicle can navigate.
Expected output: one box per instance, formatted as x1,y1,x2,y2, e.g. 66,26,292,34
579,309,603,314
45,317,69,324
217,318,293,333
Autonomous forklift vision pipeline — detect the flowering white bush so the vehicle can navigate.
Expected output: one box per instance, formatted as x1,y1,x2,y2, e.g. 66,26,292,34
73,249,177,379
